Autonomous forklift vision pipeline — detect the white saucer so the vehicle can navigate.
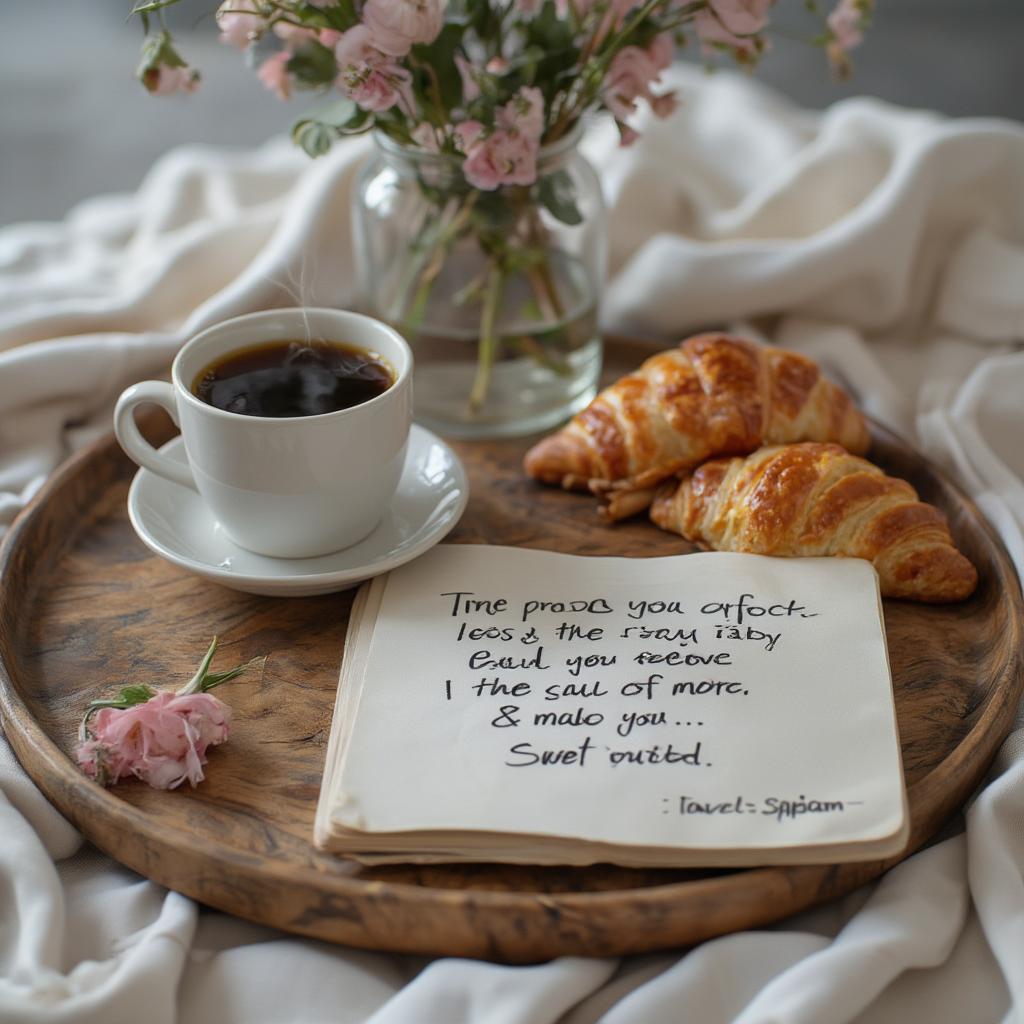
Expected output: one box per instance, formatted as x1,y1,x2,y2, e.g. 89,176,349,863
126,425,469,597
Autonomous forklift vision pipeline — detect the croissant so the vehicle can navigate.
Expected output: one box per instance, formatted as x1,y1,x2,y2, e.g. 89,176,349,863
650,442,978,602
523,333,870,519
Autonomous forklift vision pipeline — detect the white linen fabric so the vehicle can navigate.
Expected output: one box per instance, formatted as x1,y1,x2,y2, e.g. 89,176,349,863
2,63,1023,1023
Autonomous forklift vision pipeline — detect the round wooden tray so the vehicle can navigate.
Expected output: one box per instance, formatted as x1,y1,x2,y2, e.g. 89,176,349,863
1,340,1022,963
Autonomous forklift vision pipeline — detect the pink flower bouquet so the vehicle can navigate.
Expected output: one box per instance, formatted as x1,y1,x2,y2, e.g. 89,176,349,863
133,0,874,130
129,0,872,421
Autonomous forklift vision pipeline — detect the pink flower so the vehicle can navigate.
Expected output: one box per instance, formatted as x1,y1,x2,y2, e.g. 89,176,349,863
605,37,675,124
335,26,414,112
618,123,640,147
694,11,748,53
649,91,678,118
454,119,485,151
559,0,641,47
455,53,480,102
144,64,200,95
273,22,319,48
647,31,675,71
605,47,651,120
496,86,545,140
462,129,539,190
258,51,293,99
705,0,771,36
411,122,443,150
216,0,264,48
694,0,770,58
457,87,545,190
77,692,231,790
828,0,866,51
273,22,342,50
603,0,645,28
361,0,445,57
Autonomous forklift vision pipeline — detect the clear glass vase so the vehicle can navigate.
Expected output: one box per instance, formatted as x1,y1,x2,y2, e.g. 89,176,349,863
352,127,606,439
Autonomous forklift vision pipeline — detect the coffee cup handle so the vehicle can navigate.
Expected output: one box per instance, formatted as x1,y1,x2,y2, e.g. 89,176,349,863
114,381,198,491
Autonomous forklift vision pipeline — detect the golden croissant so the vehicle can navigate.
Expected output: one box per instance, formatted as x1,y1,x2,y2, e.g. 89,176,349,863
650,442,978,602
523,333,871,519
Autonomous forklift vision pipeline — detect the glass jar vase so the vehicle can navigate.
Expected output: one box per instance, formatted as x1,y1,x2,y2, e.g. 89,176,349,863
352,127,606,439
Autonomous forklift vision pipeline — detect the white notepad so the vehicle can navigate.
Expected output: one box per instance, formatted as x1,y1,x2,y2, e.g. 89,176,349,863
315,545,908,867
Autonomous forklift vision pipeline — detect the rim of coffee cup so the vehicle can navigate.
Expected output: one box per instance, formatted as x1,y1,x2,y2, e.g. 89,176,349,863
171,307,413,425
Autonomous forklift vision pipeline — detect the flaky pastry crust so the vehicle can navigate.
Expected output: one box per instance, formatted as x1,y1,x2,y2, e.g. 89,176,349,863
523,333,870,519
649,442,978,603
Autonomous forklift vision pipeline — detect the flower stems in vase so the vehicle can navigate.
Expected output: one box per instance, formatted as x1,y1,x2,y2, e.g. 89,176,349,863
389,171,576,416
469,261,506,412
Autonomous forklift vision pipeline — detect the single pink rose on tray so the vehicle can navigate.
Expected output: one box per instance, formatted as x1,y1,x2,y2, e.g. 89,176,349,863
77,637,262,790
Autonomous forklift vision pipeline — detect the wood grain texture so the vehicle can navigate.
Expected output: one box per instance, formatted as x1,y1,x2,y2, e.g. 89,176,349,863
1,339,1021,963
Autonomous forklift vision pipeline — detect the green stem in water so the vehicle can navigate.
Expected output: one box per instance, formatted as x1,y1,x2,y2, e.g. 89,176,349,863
535,255,566,321
508,335,572,377
521,197,566,323
399,192,480,337
404,248,445,334
390,195,457,327
468,264,506,414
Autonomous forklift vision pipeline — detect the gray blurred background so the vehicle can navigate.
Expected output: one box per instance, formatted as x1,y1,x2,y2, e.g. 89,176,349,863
1,0,1021,227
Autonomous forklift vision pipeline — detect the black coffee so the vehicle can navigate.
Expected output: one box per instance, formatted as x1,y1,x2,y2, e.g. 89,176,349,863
193,340,393,418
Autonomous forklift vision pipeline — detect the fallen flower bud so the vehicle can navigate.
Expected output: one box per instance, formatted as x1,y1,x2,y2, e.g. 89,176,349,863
77,637,261,790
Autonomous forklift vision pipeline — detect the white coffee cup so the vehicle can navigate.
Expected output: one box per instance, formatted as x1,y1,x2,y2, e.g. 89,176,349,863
115,308,413,559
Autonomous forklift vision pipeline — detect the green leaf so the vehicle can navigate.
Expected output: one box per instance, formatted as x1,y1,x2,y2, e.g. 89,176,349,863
314,97,361,126
137,30,188,75
292,120,335,157
471,192,520,234
117,683,156,706
201,665,248,691
502,247,544,273
523,0,579,94
318,0,359,31
537,169,583,226
502,45,548,75
83,682,156,726
374,113,417,146
286,39,338,88
468,0,501,42
291,99,371,158
411,23,466,110
130,0,185,16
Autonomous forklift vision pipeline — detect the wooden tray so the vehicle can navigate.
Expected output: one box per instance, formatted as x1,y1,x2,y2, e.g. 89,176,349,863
1,340,1022,963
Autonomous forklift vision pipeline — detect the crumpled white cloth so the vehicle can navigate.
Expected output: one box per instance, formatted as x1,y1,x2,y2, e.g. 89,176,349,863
1,63,1023,1023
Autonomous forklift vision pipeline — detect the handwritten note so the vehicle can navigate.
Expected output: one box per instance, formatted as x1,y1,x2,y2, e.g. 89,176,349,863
320,546,907,864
